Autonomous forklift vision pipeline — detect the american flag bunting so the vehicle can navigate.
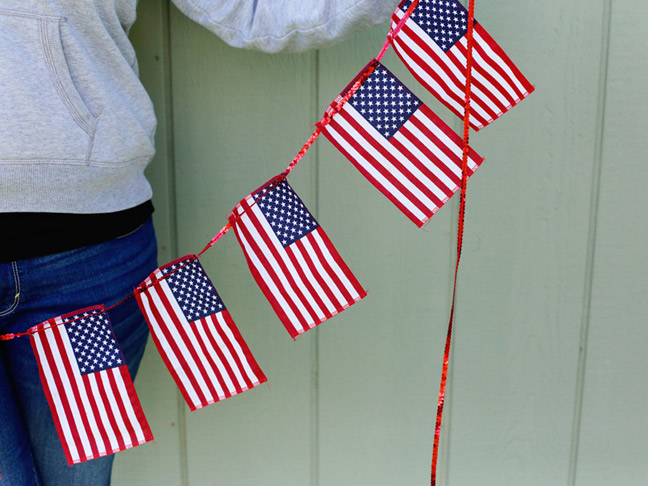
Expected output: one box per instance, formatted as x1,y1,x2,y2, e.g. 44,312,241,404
30,306,153,465
318,62,484,227
135,256,266,411
391,0,534,130
230,177,366,339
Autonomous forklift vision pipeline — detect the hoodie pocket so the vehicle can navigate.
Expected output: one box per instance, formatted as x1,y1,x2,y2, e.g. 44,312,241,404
0,10,97,163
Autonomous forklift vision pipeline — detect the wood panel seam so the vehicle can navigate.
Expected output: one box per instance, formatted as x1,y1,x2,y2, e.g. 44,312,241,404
163,0,188,484
567,1,612,484
311,48,321,486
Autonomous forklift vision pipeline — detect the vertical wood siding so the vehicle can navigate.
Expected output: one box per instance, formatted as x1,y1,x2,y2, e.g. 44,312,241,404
113,0,647,484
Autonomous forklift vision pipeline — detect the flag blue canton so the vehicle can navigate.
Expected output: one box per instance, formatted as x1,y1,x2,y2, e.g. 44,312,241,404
255,180,319,248
162,259,225,322
348,64,421,139
66,312,122,375
401,0,468,52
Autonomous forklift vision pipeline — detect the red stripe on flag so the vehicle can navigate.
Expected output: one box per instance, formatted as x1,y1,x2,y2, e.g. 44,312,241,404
44,327,89,462
396,124,460,190
394,25,475,110
321,122,426,226
92,372,127,454
104,369,137,449
408,108,483,175
50,325,101,461
474,24,533,95
117,366,153,443
325,116,438,225
389,131,456,200
32,327,81,465
454,40,519,107
233,222,300,337
52,325,99,460
393,24,496,128
211,315,253,391
81,374,113,456
302,233,355,307
30,332,75,463
289,238,344,311
192,317,232,400
248,210,326,325
473,24,533,99
220,311,267,386
340,109,452,208
211,316,248,392
236,217,307,337
199,316,239,397
284,241,335,315
153,287,215,407
163,294,227,406
444,42,514,113
241,210,318,333
139,286,203,410
311,231,366,302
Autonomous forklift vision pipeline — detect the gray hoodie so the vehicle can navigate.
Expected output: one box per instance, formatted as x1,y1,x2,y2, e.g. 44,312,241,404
0,0,398,213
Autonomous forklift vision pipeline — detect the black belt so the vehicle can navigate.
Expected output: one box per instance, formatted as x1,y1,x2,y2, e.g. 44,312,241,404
0,200,154,263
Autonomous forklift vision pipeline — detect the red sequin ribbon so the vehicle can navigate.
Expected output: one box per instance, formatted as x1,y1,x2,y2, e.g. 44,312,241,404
430,0,476,484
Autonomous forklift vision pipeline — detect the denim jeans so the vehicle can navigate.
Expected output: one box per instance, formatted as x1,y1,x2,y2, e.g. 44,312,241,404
0,219,157,486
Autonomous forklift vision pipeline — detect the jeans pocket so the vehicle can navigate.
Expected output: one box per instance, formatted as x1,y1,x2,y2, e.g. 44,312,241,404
0,262,21,317
0,9,98,163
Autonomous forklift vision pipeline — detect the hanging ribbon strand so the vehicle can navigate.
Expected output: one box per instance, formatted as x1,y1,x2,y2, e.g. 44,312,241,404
430,0,476,484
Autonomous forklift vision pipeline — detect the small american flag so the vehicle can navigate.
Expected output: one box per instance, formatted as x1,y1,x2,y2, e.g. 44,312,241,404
318,62,483,227
135,256,266,411
230,177,366,339
391,0,534,130
30,306,153,465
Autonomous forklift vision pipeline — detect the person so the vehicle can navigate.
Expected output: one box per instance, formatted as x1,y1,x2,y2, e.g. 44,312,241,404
0,1,399,484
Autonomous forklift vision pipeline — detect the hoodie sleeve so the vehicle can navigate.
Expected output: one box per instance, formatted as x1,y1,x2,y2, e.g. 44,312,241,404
170,0,400,53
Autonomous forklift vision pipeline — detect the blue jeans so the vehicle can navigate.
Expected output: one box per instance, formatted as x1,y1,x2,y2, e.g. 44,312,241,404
0,219,157,486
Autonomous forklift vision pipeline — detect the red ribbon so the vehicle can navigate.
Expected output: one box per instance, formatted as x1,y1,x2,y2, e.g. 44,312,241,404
430,0,476,484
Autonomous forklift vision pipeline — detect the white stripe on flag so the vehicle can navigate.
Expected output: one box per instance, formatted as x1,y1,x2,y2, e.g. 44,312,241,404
346,105,457,195
86,373,120,453
32,330,81,463
395,114,478,178
205,315,246,391
251,205,331,323
45,325,94,460
149,282,216,404
156,280,229,404
394,12,503,117
393,128,457,188
138,287,202,407
110,367,147,444
244,208,319,325
193,317,233,397
333,110,444,209
392,34,469,115
325,121,430,222
216,312,261,386
398,9,510,112
468,29,528,97
96,370,132,448
236,225,304,333
57,327,108,457
286,242,337,314
450,40,517,109
309,230,362,303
